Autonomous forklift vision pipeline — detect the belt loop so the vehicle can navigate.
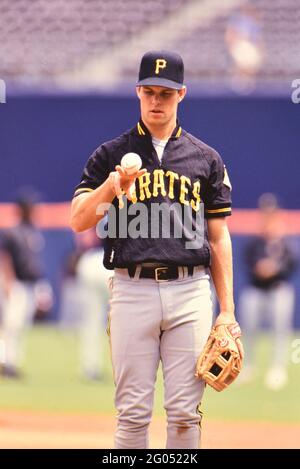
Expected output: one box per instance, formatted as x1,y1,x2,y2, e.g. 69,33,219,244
132,265,142,281
178,266,184,280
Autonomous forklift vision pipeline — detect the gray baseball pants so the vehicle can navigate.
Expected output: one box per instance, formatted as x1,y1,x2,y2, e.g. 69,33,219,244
107,266,213,449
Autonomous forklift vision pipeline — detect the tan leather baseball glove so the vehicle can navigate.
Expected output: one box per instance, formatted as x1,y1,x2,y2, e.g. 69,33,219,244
195,322,243,392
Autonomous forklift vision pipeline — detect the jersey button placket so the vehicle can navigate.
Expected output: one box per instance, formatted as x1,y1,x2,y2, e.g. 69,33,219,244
160,140,170,168
151,147,162,168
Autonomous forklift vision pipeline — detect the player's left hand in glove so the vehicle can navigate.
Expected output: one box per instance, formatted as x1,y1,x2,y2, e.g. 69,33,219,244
195,322,244,392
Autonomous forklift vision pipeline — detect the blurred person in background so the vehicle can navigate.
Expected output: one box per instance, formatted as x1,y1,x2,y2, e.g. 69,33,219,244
225,4,264,93
59,227,110,381
59,239,83,331
238,193,297,390
0,190,53,378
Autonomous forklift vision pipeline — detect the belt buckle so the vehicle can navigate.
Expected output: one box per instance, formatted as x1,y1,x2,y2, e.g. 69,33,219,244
155,267,169,282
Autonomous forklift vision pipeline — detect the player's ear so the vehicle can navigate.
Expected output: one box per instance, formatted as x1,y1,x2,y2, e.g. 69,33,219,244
136,86,141,99
178,86,187,103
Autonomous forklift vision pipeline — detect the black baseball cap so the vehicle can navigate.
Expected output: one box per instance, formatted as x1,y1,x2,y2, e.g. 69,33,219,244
136,50,185,90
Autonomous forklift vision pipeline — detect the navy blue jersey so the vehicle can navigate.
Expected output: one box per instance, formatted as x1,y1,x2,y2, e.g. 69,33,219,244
74,120,232,269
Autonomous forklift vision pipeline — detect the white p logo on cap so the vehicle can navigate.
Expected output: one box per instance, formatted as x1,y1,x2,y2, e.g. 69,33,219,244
155,59,167,74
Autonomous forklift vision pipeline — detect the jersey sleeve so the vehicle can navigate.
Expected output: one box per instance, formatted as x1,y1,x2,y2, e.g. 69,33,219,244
203,151,232,218
73,145,110,198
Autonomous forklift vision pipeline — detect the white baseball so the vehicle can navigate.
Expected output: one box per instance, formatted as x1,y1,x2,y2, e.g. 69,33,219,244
121,153,142,175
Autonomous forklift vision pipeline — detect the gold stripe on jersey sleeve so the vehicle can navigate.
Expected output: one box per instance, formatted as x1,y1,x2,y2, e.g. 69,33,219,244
74,187,94,196
205,207,231,214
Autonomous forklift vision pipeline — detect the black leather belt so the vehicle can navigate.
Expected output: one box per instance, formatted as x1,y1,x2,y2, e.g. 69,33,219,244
127,265,198,282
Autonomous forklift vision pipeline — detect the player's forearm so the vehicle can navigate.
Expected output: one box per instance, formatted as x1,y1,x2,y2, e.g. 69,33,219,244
70,178,115,232
208,225,235,322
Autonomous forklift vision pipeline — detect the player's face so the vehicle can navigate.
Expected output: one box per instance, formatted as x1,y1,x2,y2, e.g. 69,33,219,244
136,85,186,128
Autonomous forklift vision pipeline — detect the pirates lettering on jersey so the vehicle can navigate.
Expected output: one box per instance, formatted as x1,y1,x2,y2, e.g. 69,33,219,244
132,169,201,212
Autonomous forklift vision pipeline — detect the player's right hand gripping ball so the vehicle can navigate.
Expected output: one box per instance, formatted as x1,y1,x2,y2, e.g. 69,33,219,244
121,153,142,175
195,322,243,392
118,153,142,208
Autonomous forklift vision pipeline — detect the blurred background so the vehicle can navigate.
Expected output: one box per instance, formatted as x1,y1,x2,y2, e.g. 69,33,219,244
0,0,300,449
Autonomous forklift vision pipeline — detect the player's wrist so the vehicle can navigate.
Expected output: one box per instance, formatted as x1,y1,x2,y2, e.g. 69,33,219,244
215,311,236,325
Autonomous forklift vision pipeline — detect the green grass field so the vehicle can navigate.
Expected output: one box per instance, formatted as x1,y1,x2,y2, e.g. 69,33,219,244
1,324,299,423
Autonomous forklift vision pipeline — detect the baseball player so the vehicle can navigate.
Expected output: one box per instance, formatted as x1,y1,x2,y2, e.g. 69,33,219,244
70,50,241,449
0,193,52,378
238,193,296,390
